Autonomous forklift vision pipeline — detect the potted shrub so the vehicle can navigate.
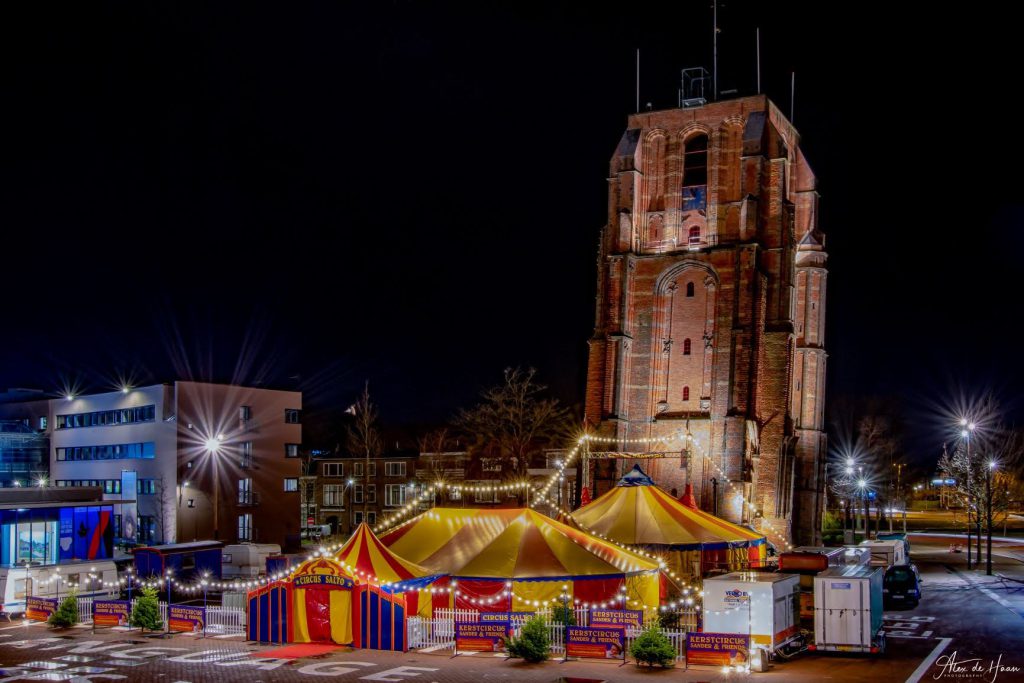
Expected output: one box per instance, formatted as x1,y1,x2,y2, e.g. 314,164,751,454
506,614,550,663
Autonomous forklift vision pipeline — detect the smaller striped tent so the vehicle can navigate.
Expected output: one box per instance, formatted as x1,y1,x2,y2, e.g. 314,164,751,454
572,465,767,583
335,523,441,617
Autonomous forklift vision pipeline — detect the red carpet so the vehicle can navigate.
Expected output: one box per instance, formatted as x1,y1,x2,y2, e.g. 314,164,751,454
252,643,342,658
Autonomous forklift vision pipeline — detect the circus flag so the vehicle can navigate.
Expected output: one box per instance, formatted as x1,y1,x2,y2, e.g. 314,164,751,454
579,486,592,507
679,483,699,509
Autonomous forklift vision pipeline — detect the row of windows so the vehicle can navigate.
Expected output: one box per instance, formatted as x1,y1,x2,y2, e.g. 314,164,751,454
56,442,156,461
236,477,299,501
57,405,156,429
321,483,407,507
322,461,409,477
56,478,158,494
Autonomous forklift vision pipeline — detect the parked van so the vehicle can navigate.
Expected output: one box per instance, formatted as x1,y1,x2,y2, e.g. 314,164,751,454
883,563,921,607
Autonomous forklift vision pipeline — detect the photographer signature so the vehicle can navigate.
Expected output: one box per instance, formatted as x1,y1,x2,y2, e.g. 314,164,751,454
935,651,1020,682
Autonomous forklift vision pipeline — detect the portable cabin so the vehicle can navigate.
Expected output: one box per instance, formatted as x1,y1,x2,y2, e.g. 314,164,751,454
858,539,907,568
133,541,223,581
222,543,280,579
811,564,885,654
0,560,118,616
702,572,802,655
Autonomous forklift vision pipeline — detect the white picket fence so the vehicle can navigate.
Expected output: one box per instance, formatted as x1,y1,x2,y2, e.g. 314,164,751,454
407,607,693,661
71,596,244,634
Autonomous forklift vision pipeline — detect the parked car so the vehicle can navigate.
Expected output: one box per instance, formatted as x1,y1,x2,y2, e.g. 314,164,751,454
882,563,921,607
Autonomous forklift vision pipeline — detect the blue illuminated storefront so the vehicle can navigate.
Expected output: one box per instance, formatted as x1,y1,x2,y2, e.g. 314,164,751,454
1,504,115,567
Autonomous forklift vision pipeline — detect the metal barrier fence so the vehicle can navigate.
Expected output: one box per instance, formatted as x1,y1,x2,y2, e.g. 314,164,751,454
70,597,244,634
408,607,695,661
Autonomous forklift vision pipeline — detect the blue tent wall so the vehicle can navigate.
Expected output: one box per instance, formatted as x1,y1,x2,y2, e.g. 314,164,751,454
357,585,405,652
248,583,288,643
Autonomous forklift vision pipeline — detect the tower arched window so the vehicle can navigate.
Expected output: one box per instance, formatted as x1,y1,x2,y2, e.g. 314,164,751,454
683,386,690,401
688,226,701,246
682,134,709,211
683,338,691,355
686,282,695,297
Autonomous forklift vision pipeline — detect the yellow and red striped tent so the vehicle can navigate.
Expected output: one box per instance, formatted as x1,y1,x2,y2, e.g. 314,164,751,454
335,523,441,617
380,507,661,614
572,465,768,583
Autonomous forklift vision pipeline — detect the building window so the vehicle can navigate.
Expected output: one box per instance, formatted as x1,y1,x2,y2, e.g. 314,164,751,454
366,484,376,503
139,516,156,543
683,338,691,355
55,405,156,430
284,409,301,424
475,488,498,503
56,442,156,461
353,462,376,478
284,478,298,492
353,485,363,504
238,514,253,541
385,484,406,507
449,488,461,501
323,484,344,507
686,282,695,297
481,458,501,472
323,463,344,477
239,441,253,469
39,416,47,430
285,443,300,458
683,134,708,187
385,462,406,477
688,226,701,245
238,478,253,504
683,386,690,401
353,511,376,526
137,479,157,495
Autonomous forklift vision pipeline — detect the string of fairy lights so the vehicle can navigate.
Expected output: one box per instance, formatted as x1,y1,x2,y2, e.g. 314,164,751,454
373,481,535,533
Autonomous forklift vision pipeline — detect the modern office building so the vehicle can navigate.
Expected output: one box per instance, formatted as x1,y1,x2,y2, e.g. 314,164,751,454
0,382,302,548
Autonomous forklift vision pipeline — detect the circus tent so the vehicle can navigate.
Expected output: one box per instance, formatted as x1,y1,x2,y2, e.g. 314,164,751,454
379,507,662,614
571,465,767,582
335,522,441,617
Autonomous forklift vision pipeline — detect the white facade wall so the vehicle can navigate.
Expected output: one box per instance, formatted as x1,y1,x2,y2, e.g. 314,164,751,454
49,385,177,543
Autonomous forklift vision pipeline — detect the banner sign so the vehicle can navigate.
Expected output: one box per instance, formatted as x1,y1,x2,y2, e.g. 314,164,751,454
479,612,534,626
590,609,643,629
566,626,625,659
26,596,58,622
455,622,509,652
168,605,206,634
293,574,354,589
686,632,750,667
93,600,130,627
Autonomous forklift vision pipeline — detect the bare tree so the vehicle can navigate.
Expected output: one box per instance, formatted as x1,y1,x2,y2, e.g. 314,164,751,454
455,368,571,497
347,383,382,517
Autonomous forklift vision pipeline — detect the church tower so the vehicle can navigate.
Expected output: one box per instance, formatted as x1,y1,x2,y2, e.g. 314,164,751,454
583,94,827,546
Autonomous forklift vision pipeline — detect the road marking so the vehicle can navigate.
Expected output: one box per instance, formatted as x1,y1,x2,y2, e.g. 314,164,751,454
905,637,952,683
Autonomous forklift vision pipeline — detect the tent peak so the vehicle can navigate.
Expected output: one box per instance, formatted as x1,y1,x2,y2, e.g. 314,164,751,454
679,483,699,509
617,464,655,487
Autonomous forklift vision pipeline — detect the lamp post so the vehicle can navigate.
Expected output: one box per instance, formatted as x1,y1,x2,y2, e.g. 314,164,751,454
561,584,570,662
201,571,210,638
165,569,173,635
845,459,855,539
858,479,868,541
961,420,975,570
987,460,995,576
206,436,223,540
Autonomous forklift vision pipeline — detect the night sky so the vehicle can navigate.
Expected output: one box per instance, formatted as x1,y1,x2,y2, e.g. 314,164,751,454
3,2,1021,465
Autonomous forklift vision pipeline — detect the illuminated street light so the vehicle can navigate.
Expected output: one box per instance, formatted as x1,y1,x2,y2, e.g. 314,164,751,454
65,394,74,401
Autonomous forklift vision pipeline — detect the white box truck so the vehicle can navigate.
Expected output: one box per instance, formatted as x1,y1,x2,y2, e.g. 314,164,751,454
702,572,803,656
811,564,886,654
859,539,907,568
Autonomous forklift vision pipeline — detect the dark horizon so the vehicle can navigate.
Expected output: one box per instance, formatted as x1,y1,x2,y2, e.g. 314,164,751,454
2,2,1020,477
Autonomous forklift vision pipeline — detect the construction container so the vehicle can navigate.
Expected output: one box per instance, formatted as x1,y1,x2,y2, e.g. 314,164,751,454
811,564,886,654
702,572,802,654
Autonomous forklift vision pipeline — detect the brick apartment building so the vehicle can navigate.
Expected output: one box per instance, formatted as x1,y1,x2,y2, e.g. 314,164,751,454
584,94,827,546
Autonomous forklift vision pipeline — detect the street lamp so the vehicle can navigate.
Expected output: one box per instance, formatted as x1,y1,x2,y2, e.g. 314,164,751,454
987,460,995,576
858,479,868,541
205,435,223,540
960,420,975,570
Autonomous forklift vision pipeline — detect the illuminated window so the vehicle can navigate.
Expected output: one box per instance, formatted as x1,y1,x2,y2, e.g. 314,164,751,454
238,514,253,541
683,339,691,355
285,443,300,458
284,478,298,492
683,386,690,401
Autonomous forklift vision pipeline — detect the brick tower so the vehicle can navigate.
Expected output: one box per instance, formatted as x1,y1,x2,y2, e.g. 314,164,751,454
583,94,827,547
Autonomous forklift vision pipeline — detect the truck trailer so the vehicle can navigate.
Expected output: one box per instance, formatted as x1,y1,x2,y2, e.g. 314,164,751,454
811,564,886,654
702,572,803,657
